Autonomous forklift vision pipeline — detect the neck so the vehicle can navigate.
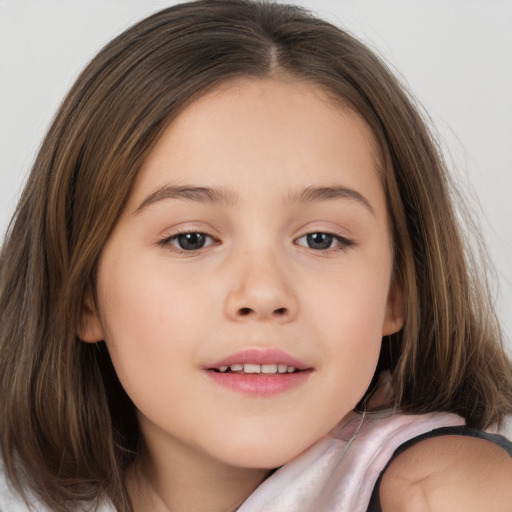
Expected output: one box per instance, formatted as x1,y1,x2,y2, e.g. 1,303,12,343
127,436,270,512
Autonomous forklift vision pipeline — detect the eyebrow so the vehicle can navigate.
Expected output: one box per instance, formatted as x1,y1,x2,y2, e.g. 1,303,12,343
288,186,375,215
134,183,374,215
134,185,239,213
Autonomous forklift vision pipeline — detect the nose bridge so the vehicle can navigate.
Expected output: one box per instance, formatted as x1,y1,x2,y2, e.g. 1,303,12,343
224,243,297,322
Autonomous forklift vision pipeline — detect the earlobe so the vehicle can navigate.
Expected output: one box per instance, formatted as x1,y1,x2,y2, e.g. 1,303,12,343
77,290,105,343
382,312,403,336
382,281,404,336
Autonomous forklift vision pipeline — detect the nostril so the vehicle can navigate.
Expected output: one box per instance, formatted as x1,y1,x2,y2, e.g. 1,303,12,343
235,306,289,318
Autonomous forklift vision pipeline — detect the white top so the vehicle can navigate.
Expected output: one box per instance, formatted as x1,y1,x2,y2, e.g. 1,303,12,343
0,412,464,511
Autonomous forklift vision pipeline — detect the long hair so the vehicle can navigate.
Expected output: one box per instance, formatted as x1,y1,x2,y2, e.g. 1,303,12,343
1,1,511,510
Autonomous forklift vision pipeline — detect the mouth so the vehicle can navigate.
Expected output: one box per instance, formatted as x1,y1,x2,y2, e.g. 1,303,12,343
210,363,302,374
205,349,312,396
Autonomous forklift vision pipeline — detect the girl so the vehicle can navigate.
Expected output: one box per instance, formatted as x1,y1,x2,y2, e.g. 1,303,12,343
1,1,511,511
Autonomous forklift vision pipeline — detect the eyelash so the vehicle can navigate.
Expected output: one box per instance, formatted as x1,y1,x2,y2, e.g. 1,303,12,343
295,232,354,252
157,230,354,255
157,230,218,255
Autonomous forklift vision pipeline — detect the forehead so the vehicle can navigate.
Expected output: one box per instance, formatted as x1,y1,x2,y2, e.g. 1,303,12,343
129,78,384,213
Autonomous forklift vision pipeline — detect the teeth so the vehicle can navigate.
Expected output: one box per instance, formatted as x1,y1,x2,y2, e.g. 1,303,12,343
217,364,298,374
244,364,261,373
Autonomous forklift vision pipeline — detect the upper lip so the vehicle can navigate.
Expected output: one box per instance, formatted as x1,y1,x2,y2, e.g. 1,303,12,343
206,348,311,370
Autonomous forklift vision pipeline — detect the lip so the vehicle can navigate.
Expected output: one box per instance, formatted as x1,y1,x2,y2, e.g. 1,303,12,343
206,348,310,371
204,348,313,396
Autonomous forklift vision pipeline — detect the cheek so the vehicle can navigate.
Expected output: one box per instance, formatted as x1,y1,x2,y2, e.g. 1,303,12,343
307,259,391,341
99,256,209,335
95,261,207,403
304,262,390,394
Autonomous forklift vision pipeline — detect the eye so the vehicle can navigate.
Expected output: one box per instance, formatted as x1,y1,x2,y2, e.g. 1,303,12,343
295,232,353,251
161,232,216,252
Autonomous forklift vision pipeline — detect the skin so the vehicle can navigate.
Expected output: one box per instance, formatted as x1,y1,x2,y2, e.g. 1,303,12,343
379,435,512,511
80,77,403,511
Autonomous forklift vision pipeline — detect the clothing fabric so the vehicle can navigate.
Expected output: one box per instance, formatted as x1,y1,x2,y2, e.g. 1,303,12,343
2,412,511,512
237,411,465,512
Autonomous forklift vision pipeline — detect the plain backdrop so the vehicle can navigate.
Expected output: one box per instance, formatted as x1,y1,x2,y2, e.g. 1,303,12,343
0,2,511,353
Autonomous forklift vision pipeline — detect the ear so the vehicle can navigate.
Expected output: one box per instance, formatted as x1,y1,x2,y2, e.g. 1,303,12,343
382,279,404,336
77,289,105,343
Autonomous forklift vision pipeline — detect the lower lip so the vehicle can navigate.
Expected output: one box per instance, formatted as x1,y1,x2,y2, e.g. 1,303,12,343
205,370,312,396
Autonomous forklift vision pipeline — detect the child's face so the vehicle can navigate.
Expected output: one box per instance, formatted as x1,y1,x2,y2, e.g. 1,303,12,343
81,79,402,470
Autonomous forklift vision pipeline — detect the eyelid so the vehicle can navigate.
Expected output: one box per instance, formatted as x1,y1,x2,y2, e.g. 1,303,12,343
156,221,219,242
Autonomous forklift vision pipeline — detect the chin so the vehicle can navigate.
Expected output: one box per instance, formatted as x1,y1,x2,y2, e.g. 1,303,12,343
208,433,323,470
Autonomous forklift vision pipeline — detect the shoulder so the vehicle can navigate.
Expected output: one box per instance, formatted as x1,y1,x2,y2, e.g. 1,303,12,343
379,433,512,511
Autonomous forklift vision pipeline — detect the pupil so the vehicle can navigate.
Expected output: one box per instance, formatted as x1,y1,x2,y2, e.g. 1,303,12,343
178,233,206,250
307,233,333,250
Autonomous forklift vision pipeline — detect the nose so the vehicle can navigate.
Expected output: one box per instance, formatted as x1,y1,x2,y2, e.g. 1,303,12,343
224,249,298,323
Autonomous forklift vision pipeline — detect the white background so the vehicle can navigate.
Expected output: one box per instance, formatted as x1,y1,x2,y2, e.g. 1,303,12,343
0,2,511,355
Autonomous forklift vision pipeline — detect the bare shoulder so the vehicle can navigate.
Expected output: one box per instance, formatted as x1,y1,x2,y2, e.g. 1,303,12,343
379,434,512,512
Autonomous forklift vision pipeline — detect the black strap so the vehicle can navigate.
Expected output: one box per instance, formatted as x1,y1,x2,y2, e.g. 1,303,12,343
366,426,512,512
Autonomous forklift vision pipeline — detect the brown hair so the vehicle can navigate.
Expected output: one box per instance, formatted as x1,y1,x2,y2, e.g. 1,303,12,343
1,1,511,510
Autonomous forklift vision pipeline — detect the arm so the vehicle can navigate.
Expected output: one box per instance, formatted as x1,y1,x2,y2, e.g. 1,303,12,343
379,435,512,511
